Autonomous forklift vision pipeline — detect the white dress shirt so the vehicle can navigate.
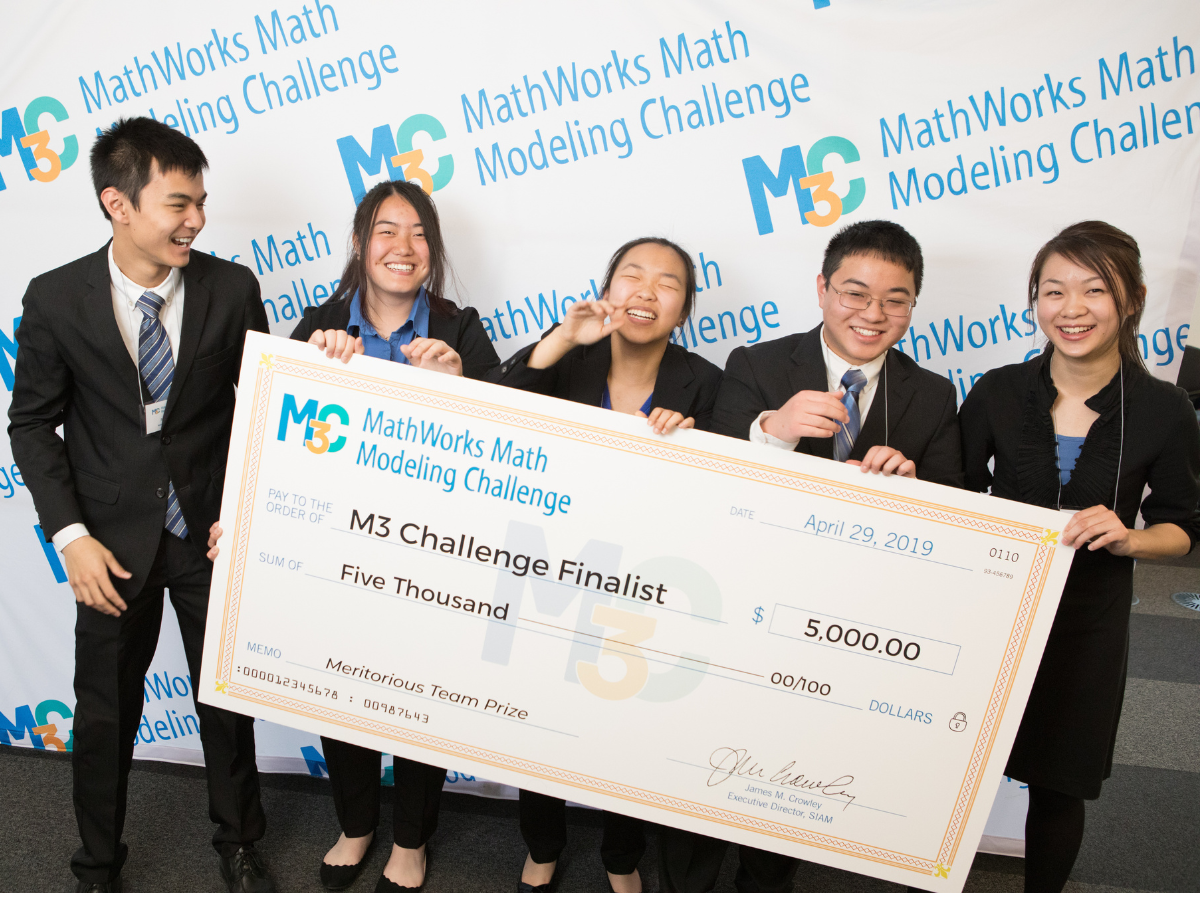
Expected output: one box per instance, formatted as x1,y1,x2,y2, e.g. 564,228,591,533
750,326,886,451
51,246,185,553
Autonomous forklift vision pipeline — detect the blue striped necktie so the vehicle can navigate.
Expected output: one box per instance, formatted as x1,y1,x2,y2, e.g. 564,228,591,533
137,290,188,539
833,368,867,462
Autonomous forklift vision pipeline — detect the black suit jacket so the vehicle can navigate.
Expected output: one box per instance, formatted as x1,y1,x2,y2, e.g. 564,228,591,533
488,326,724,431
288,295,499,380
711,325,964,487
8,244,270,597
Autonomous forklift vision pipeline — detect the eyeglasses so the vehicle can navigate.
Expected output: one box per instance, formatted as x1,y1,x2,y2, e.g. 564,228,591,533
829,285,916,318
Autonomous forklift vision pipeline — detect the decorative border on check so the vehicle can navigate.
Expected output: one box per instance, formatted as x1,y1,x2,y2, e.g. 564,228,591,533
214,360,275,695
213,352,1061,879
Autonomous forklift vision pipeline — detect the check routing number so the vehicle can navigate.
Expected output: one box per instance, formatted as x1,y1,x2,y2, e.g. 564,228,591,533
201,333,1074,892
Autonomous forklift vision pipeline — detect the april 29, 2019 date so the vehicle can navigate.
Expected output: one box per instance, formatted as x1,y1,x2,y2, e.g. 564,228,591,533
803,516,934,557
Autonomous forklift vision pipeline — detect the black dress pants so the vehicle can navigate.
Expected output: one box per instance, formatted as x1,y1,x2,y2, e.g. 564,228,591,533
519,789,645,876
70,531,266,884
321,736,446,849
658,827,798,892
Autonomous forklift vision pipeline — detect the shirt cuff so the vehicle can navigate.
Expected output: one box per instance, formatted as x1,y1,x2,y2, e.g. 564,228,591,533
51,523,90,553
749,411,800,451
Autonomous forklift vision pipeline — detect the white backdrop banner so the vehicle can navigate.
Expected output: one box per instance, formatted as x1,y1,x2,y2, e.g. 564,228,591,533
3,0,1198,861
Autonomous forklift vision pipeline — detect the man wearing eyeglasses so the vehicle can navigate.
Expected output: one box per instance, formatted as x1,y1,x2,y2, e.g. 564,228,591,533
663,220,963,893
714,218,963,487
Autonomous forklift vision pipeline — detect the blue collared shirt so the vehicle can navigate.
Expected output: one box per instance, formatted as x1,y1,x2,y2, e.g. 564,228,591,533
347,287,430,364
601,385,653,415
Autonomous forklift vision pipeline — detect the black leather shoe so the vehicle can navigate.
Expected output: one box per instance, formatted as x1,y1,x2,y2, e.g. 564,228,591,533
76,875,122,892
374,845,429,892
320,836,375,892
220,845,276,892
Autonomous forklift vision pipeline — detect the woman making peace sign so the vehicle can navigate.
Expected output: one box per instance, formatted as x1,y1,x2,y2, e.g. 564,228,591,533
491,236,722,892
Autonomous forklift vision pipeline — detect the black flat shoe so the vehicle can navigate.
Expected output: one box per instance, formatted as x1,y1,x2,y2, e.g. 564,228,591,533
76,875,122,893
374,845,429,892
320,837,375,891
219,845,276,892
518,857,558,893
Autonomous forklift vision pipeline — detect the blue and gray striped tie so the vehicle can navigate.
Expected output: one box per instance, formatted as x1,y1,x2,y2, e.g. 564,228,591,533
137,290,188,539
833,368,867,462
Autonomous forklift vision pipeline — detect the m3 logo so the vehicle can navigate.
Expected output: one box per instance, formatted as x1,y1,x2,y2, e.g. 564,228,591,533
1,96,78,192
0,699,73,750
336,113,453,203
742,135,864,235
277,393,349,455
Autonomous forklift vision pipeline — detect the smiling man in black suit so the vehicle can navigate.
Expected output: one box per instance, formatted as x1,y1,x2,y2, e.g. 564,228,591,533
715,219,962,486
660,220,963,893
9,118,274,892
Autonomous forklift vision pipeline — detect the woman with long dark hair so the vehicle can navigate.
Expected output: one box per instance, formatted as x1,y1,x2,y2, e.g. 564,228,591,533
294,181,496,380
210,180,498,891
959,221,1200,891
490,236,724,892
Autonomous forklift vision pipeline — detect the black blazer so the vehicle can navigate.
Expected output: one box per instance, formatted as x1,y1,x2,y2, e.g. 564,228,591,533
289,295,499,380
8,244,270,597
961,351,1200,539
711,325,964,487
488,326,724,431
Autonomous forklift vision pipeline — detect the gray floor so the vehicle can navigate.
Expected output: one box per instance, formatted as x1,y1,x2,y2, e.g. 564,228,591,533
1,559,1196,892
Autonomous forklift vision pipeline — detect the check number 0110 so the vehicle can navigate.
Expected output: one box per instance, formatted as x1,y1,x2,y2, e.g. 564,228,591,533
577,606,657,701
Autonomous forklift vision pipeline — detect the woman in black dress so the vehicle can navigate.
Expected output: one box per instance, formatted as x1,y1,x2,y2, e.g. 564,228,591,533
211,180,498,891
959,221,1200,891
490,237,723,892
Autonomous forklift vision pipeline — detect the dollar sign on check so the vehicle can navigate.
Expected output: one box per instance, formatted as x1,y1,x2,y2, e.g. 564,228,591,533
752,606,764,624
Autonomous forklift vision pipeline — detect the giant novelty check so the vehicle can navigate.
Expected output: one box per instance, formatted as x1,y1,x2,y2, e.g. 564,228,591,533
201,333,1073,891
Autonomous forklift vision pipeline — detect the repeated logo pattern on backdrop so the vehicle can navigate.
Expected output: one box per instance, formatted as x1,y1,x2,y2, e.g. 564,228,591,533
2,0,1198,853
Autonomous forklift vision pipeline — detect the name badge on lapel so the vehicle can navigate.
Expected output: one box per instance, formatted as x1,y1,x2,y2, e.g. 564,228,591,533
145,400,167,435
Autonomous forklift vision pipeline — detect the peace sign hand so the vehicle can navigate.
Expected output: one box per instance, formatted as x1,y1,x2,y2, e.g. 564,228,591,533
528,300,625,369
